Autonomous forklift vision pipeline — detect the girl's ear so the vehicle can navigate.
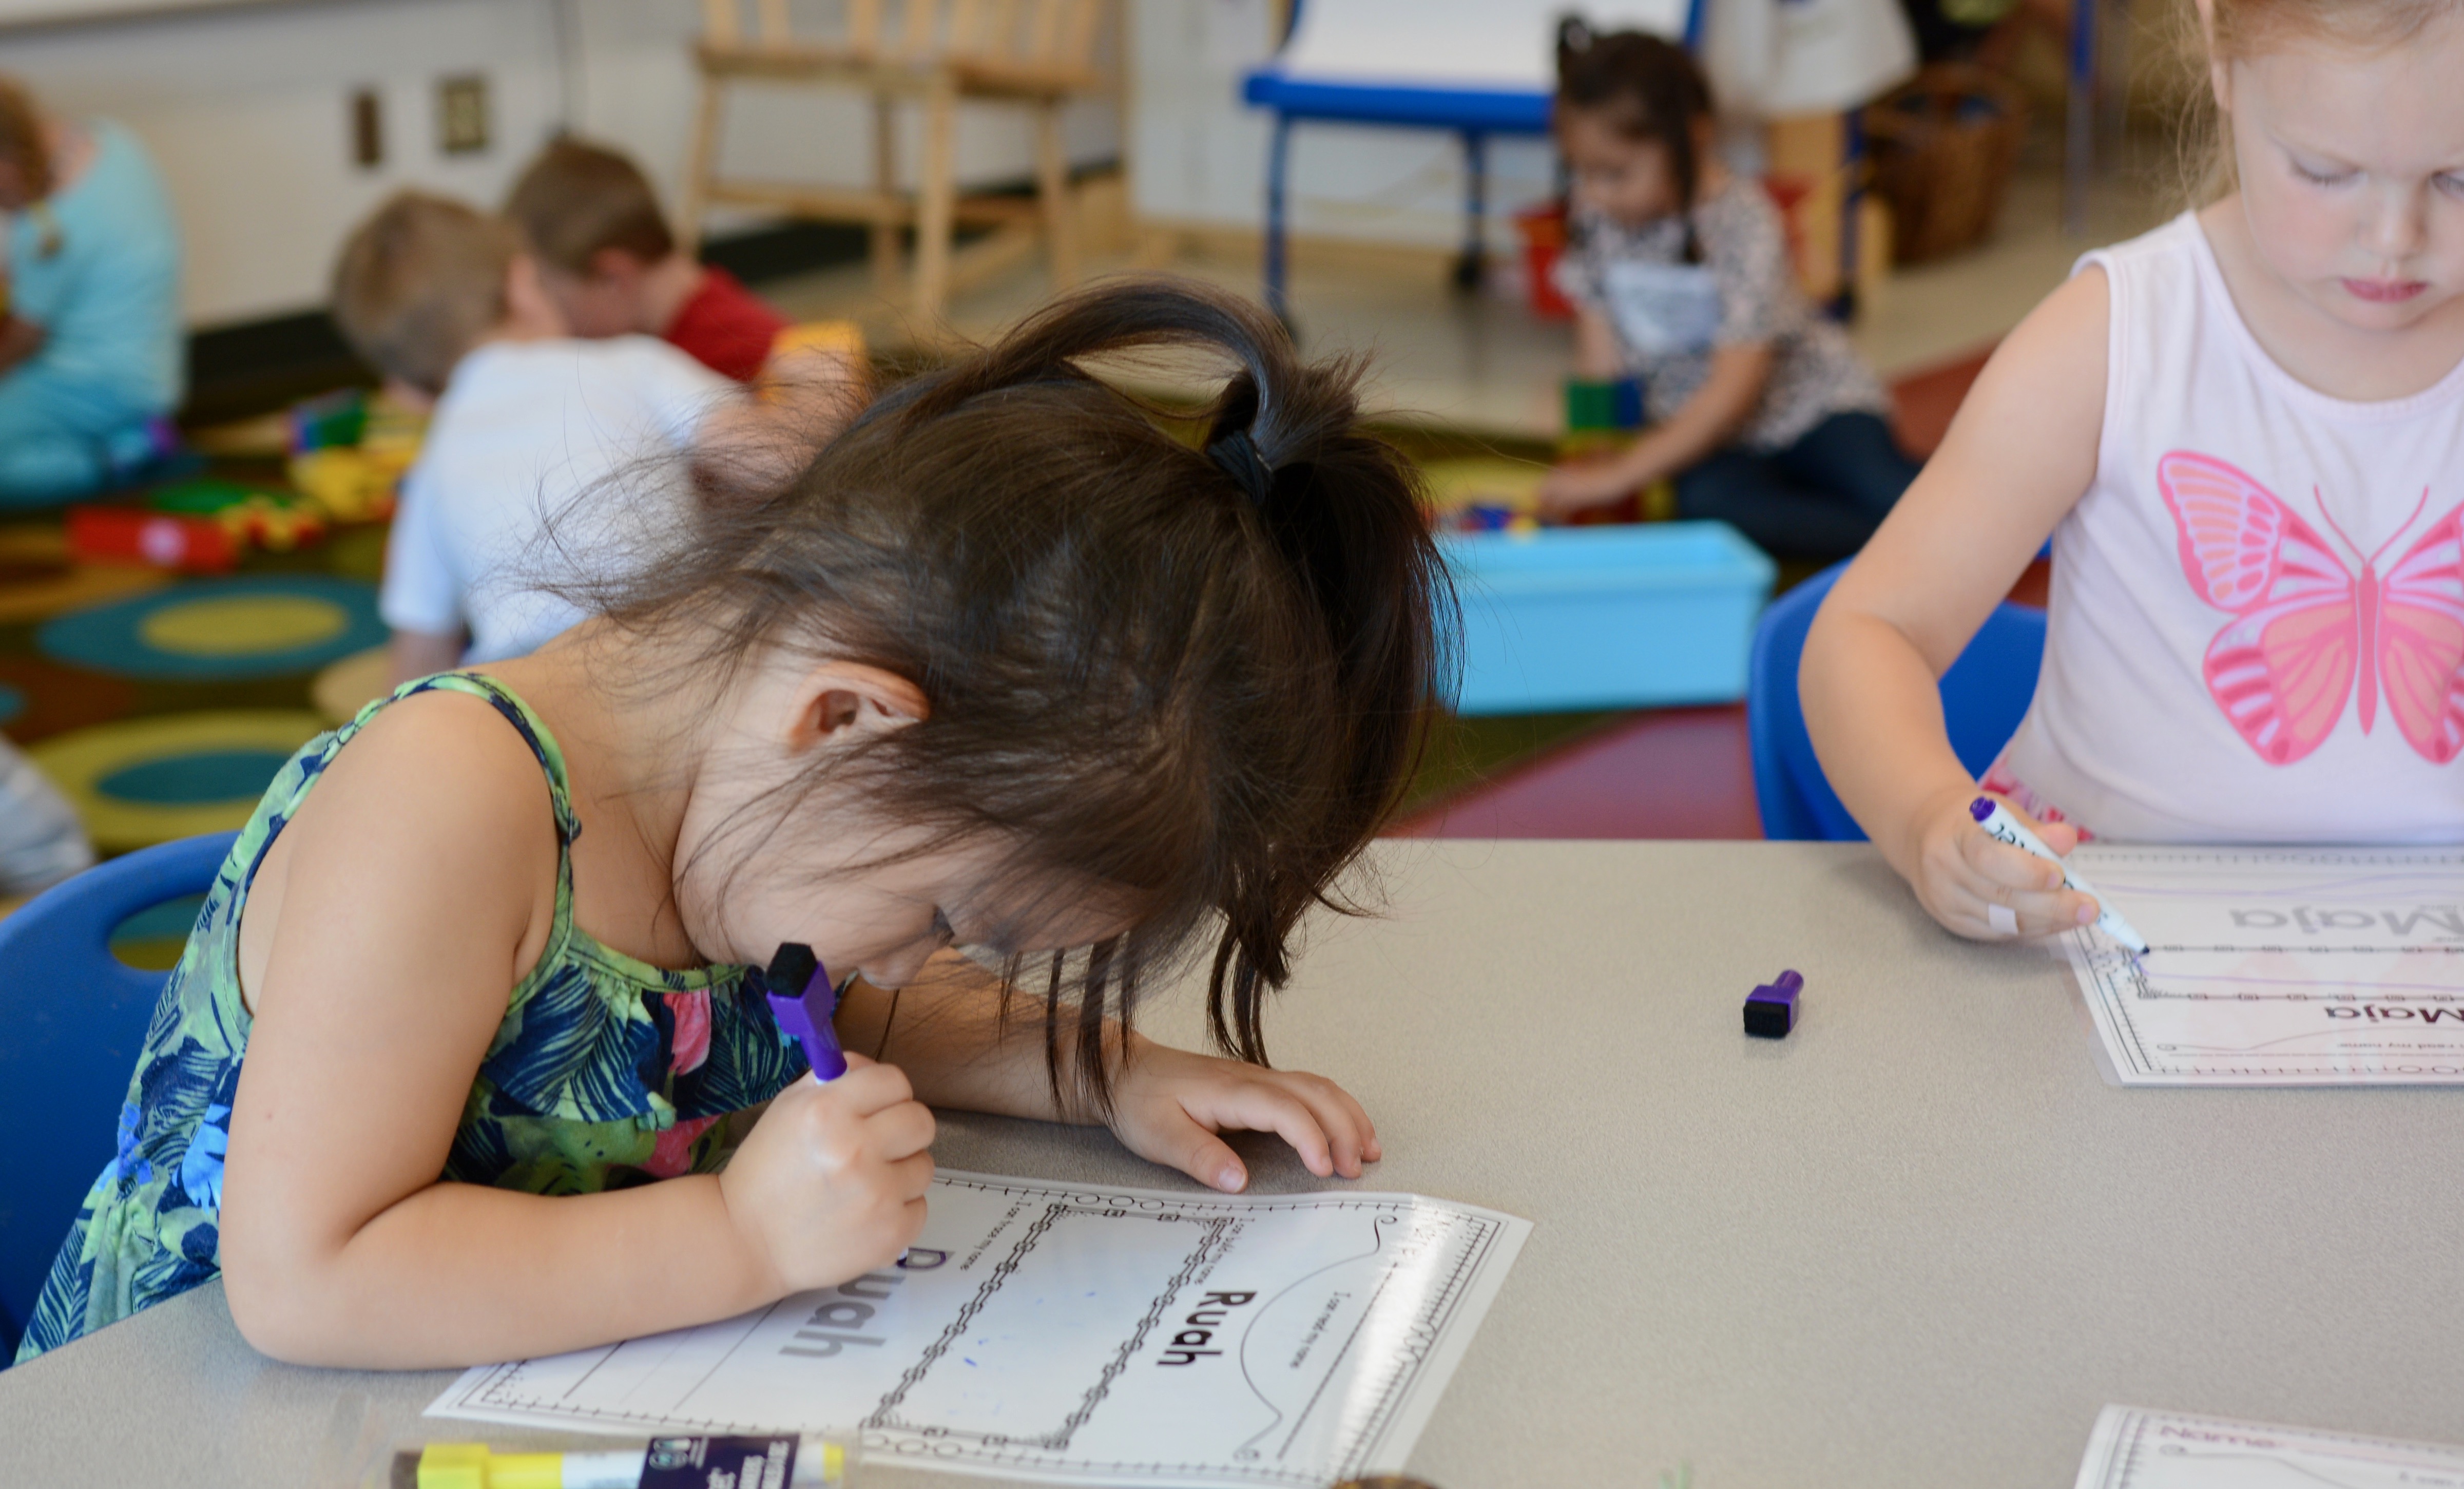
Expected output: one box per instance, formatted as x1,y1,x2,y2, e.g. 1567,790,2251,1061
788,661,931,753
2196,0,2231,112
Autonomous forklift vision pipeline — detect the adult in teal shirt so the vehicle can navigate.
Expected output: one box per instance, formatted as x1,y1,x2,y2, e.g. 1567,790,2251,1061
0,77,183,508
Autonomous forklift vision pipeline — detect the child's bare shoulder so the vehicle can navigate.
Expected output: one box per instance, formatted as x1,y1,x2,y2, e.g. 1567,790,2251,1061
1958,265,2111,436
290,685,561,892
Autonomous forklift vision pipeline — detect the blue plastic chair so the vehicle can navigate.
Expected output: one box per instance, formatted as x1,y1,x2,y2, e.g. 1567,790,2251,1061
0,831,235,1362
1749,562,2046,841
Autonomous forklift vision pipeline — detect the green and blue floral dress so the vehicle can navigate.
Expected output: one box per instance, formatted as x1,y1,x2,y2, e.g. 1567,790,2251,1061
14,673,806,1363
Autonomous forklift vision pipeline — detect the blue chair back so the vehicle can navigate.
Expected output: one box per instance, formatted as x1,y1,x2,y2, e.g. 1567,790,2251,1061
0,831,235,1362
1749,563,2047,841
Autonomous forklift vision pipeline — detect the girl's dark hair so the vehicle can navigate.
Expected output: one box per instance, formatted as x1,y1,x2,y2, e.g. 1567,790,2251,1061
591,277,1455,1113
1555,18,1717,261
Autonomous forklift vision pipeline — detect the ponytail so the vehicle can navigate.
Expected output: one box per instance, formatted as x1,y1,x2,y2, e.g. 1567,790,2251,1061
580,277,1456,1107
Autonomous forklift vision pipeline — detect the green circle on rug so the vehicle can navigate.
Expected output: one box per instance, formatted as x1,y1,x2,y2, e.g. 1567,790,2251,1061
31,711,325,851
97,749,300,804
38,576,385,681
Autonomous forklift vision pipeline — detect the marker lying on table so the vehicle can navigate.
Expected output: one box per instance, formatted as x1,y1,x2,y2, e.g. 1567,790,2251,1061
1968,797,2150,957
1743,969,1802,1038
396,1434,853,1488
764,941,848,1081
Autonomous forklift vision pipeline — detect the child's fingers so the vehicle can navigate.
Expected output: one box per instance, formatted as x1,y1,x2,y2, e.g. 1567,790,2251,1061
1184,1130,1252,1194
864,1099,937,1163
1118,1096,1250,1192
819,1059,914,1117
1188,1082,1340,1181
1958,820,2099,933
885,1150,936,1201
1268,1074,1378,1178
1946,857,2093,937
1960,827,2068,894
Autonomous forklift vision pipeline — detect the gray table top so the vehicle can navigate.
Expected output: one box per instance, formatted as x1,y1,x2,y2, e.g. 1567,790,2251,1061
5,840,2459,1488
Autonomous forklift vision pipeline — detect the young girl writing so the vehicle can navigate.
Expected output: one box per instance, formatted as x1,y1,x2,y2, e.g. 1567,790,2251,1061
1803,0,2464,939
1535,25,1917,561
17,279,1449,1367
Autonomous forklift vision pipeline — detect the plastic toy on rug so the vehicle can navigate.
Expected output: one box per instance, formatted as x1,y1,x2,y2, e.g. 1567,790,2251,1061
1557,376,1676,524
285,387,424,523
1420,457,1547,535
65,479,329,575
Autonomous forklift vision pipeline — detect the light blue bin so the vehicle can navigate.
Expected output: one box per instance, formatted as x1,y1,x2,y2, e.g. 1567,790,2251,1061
1440,522,1778,715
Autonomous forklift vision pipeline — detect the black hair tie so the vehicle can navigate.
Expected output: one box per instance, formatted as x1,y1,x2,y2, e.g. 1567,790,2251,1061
1206,426,1276,508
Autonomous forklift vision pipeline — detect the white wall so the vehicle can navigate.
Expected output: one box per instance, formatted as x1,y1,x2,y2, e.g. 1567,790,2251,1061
0,0,1120,327
1129,0,1556,249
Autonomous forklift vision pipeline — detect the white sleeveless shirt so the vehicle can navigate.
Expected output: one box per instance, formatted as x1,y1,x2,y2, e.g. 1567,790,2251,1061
1996,212,2464,842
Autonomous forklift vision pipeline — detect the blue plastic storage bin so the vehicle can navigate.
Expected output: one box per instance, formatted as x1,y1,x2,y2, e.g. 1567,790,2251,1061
1440,522,1778,715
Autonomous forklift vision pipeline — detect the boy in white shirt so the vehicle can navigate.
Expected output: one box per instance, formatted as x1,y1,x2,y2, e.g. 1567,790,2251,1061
330,192,861,682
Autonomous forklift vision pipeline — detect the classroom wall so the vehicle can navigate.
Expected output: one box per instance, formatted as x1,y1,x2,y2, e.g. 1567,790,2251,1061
1128,0,1557,250
0,0,1121,328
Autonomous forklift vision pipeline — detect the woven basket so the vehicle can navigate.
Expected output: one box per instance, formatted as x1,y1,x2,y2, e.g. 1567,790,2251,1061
1864,64,2027,265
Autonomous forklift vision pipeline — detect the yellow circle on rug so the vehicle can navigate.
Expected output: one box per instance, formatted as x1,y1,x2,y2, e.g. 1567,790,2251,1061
31,710,325,852
312,644,393,723
138,594,350,657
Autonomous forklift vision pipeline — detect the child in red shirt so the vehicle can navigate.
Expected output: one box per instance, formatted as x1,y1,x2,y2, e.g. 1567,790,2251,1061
505,139,805,383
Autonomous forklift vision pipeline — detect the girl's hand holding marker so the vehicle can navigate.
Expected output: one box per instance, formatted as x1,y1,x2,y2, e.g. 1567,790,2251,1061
1904,788,2145,953
1968,798,2148,956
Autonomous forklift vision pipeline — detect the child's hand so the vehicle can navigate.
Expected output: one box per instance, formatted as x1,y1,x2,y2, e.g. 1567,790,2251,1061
1535,454,1639,515
1904,786,2099,941
718,1053,935,1296
1105,1037,1381,1194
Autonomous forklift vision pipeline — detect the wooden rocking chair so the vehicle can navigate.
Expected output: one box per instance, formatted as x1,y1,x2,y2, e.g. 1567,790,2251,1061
680,0,1109,329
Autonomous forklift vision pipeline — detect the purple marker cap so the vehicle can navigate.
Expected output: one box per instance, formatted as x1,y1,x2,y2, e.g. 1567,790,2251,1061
764,942,848,1082
1744,968,1801,1038
1970,797,1995,822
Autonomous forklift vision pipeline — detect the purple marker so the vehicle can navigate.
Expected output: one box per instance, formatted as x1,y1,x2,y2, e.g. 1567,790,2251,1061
1967,797,2149,956
1743,969,1802,1038
764,943,848,1081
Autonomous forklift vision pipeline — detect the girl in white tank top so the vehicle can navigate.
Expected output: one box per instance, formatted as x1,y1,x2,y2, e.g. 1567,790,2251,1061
1799,0,2464,944
1992,212,2464,844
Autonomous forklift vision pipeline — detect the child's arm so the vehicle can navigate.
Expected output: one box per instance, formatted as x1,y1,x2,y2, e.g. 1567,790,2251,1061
1799,268,2110,939
1537,341,1773,512
835,952,1379,1194
692,342,869,502
1571,306,1624,380
218,692,933,1368
388,627,464,686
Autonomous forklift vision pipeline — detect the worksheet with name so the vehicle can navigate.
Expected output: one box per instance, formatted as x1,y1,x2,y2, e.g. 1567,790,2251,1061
2074,1405,2464,1488
428,1172,1531,1487
2059,846,2464,1086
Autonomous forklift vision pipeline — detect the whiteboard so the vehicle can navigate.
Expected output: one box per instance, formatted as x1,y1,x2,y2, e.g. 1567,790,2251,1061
1278,1,1694,91
1272,0,1916,116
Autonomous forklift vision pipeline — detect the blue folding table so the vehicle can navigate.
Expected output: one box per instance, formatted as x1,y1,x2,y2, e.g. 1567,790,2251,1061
1240,0,2102,323
1241,0,1731,322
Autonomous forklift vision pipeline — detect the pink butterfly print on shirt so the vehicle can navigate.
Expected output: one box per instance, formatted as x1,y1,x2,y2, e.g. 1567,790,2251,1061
2157,451,2464,766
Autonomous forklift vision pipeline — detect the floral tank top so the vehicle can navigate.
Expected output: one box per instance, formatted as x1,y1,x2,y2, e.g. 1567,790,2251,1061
14,673,807,1363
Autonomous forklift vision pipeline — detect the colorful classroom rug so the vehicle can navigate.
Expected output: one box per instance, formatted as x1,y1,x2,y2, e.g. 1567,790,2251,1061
0,339,1999,923
0,452,395,872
